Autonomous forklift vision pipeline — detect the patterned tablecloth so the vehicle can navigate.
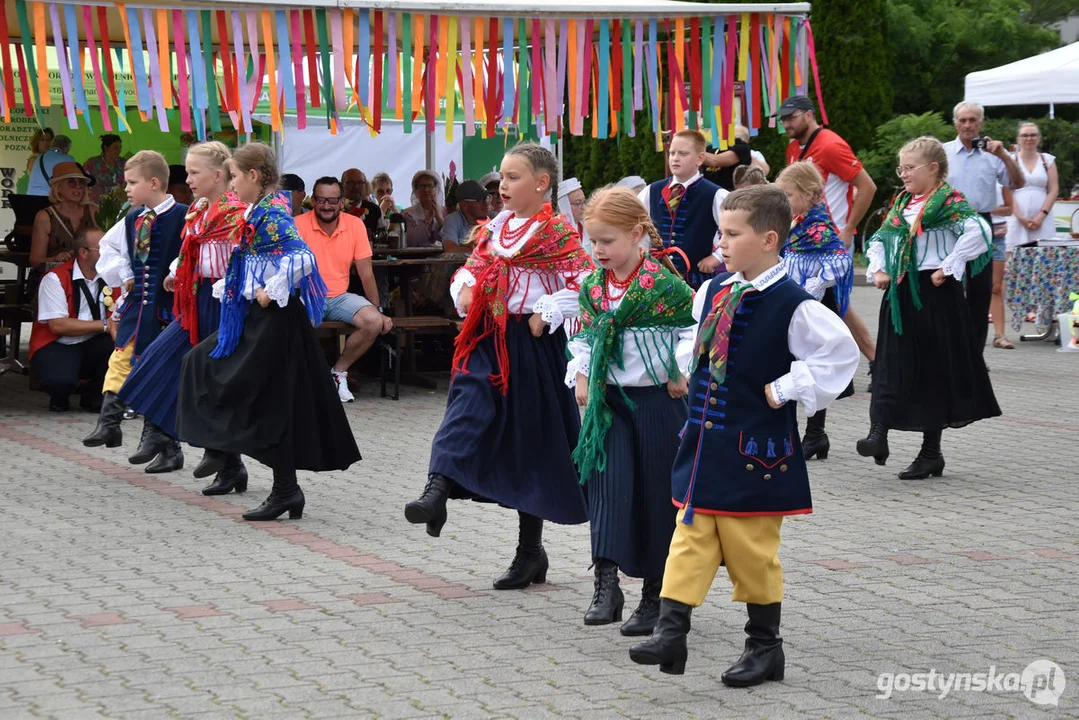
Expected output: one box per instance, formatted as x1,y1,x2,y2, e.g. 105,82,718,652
1006,245,1079,332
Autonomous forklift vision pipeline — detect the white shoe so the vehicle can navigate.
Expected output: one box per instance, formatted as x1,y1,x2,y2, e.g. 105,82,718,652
333,371,354,403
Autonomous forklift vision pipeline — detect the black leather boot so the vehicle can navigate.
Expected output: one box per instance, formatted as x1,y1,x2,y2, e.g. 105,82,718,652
192,448,228,479
145,439,184,473
82,392,124,448
898,430,945,480
201,454,249,495
493,512,548,589
404,473,451,537
628,598,692,674
721,602,785,687
243,468,304,521
128,420,171,464
856,421,890,465
583,559,624,625
620,577,662,637
801,410,829,460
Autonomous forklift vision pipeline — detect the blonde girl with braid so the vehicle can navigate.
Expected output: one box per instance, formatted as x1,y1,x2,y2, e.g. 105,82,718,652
567,186,696,635
404,142,595,591
176,142,360,523
119,141,247,480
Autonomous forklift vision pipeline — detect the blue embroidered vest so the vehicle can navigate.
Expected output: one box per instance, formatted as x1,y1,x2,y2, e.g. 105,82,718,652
671,274,814,518
115,203,187,359
648,177,722,289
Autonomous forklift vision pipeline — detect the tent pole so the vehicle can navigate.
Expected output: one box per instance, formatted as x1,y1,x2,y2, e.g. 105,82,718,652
1050,103,1055,119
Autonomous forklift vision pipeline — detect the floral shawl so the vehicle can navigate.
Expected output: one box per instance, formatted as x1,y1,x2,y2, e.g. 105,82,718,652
572,259,695,483
451,204,594,395
781,202,854,317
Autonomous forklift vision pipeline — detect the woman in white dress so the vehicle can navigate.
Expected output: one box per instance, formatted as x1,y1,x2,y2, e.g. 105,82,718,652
1006,122,1059,250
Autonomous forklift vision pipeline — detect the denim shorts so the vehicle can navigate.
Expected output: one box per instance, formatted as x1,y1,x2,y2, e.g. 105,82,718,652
992,235,1007,262
322,293,373,323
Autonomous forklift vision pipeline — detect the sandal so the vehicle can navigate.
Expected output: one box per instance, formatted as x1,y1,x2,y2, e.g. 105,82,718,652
993,334,1015,350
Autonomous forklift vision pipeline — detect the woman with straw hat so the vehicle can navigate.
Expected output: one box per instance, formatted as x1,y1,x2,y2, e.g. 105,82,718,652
30,161,99,273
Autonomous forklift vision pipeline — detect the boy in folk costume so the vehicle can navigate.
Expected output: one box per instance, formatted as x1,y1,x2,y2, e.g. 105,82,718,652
629,186,858,686
84,151,188,449
638,130,728,289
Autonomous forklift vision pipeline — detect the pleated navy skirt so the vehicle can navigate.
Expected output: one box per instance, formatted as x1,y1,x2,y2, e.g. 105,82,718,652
872,270,1001,432
586,385,685,579
428,315,587,525
118,282,220,438
177,298,360,472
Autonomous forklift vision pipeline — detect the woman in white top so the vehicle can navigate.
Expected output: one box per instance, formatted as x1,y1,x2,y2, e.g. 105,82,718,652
857,136,1000,480
1006,122,1059,250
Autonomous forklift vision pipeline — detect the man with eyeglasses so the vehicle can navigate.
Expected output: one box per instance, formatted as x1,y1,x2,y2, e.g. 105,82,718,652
295,177,393,402
942,101,1025,355
341,168,383,238
29,228,116,412
779,95,879,385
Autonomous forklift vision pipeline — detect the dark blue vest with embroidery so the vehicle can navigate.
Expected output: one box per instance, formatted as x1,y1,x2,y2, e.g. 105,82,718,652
648,177,722,289
115,203,187,359
671,273,813,518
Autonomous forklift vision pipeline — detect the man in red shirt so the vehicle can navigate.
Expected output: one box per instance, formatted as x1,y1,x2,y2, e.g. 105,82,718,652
295,177,393,402
780,95,878,380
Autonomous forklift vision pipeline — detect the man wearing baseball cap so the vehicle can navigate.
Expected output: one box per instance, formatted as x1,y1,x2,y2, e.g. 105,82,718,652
440,180,490,248
779,94,879,389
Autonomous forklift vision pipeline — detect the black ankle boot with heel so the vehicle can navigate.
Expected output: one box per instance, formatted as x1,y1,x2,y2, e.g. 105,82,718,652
202,454,249,495
628,598,692,674
801,410,830,460
493,512,548,589
583,559,623,625
721,602,785,687
145,439,184,473
856,422,890,465
243,468,304,521
404,473,452,537
82,392,124,448
620,577,662,636
192,448,228,479
129,420,170,464
898,430,945,480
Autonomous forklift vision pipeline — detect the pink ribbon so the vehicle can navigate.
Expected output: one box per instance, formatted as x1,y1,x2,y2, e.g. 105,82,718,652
245,12,264,114
82,6,112,131
632,20,643,112
229,12,251,132
803,19,827,124
544,19,557,136
461,17,474,135
387,13,398,113
556,19,568,121
172,10,191,132
328,9,346,116
290,10,306,129
142,8,169,130
573,20,584,134
49,3,76,127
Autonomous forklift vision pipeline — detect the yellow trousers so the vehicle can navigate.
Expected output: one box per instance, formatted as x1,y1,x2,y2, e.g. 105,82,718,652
661,509,784,606
101,340,135,395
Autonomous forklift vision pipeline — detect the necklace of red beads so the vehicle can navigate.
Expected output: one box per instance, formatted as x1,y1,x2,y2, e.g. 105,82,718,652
605,253,646,301
497,211,544,248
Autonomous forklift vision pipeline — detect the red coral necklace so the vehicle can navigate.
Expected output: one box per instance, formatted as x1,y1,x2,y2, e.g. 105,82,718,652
605,253,645,300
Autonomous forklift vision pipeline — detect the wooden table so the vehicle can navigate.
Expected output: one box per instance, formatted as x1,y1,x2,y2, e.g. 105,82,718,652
373,255,464,317
0,251,33,375
372,246,445,259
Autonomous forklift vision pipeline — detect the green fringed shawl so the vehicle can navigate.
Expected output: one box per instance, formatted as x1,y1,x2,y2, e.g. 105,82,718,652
867,183,990,334
571,258,695,484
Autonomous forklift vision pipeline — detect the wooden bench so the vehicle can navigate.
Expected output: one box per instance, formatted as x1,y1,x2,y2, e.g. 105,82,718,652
315,316,457,400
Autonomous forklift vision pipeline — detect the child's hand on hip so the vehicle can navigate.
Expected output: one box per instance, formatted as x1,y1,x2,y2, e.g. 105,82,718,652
528,313,548,337
666,375,689,399
255,287,272,308
458,286,473,314
930,269,946,286
873,271,891,290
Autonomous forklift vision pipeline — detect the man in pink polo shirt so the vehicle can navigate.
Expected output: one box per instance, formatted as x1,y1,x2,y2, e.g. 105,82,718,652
295,177,393,402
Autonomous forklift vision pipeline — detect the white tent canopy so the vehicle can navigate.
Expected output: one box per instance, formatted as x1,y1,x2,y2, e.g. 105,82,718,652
964,42,1079,109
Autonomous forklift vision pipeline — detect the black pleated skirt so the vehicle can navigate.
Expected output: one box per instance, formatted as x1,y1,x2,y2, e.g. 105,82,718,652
176,299,360,471
586,385,685,579
428,315,587,525
871,270,1001,432
119,283,220,439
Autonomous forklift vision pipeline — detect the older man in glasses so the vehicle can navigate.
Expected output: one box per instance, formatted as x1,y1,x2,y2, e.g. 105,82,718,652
295,176,393,402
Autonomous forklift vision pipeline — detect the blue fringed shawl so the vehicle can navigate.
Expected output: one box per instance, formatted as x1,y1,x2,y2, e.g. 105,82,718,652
781,202,854,317
210,193,327,359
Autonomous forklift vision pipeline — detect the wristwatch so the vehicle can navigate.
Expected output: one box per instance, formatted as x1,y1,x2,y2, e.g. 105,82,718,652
377,305,385,314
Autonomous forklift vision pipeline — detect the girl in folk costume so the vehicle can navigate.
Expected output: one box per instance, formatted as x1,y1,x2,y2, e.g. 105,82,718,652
774,162,855,461
857,137,1000,479
119,142,247,479
404,143,594,589
568,187,696,635
177,143,360,520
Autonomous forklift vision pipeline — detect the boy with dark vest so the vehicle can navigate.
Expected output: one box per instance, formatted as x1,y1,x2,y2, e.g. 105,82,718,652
638,129,728,289
83,150,187,448
30,229,117,412
629,185,858,686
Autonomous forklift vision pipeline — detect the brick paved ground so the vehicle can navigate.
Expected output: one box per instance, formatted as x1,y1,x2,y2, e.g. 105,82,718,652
1,286,1076,719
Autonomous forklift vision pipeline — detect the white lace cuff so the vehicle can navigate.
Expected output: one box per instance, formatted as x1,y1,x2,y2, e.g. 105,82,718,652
263,272,293,307
564,353,589,388
449,269,477,317
532,294,564,333
211,278,226,300
939,254,967,282
804,276,827,301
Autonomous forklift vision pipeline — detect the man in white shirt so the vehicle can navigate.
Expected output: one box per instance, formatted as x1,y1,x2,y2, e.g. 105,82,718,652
29,229,115,412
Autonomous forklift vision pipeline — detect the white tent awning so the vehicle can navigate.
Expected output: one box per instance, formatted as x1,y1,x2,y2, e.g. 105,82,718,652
964,42,1079,107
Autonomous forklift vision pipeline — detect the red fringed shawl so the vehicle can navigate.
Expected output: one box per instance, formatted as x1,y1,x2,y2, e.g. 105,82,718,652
451,205,594,395
173,192,248,345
